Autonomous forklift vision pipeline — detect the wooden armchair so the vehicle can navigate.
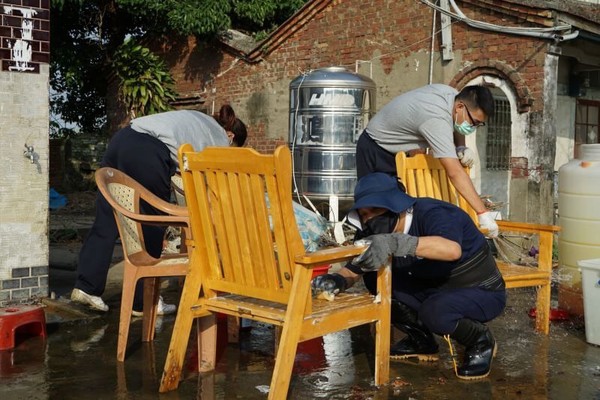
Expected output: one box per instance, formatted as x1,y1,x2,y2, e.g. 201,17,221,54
160,145,391,399
396,152,560,334
95,167,190,361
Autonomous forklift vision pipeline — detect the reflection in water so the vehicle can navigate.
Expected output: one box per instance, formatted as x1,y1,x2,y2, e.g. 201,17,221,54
2,291,600,399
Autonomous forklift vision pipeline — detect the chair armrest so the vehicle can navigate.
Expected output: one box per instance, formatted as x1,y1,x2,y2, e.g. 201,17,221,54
136,185,189,218
108,197,189,228
497,220,560,234
294,245,367,267
122,212,189,228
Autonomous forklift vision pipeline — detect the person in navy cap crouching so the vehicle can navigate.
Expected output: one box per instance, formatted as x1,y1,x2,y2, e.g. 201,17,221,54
311,172,506,380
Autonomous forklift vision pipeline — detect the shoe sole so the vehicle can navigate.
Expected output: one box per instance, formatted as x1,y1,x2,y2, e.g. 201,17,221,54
456,341,497,381
71,291,108,312
390,353,439,362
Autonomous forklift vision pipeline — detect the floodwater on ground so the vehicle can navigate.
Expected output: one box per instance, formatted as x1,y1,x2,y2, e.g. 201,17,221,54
1,286,600,400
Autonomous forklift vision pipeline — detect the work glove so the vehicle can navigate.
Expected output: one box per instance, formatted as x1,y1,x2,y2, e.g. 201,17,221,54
356,233,419,272
456,146,476,168
478,211,499,238
311,273,347,297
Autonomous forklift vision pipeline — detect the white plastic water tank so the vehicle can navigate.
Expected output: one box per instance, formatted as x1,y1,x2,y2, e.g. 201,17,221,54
558,144,600,315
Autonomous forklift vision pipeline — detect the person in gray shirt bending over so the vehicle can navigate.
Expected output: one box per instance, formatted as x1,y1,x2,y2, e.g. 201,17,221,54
71,105,247,315
356,84,498,237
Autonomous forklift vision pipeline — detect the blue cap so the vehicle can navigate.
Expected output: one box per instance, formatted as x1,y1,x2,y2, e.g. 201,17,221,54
351,172,416,213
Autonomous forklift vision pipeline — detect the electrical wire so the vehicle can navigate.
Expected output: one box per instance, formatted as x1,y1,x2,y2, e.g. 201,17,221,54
420,0,579,41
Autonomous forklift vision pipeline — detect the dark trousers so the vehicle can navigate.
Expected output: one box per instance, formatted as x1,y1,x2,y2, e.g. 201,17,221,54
356,130,399,179
393,287,506,335
75,127,175,310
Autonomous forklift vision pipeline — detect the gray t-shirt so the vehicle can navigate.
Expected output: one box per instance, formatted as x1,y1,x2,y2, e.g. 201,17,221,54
130,110,229,164
366,84,458,158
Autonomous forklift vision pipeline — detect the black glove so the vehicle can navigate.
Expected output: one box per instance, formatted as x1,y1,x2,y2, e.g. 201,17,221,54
357,233,418,272
311,273,347,296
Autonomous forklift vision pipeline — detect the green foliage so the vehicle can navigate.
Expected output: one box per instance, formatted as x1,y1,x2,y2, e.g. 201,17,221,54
113,39,177,118
50,0,308,133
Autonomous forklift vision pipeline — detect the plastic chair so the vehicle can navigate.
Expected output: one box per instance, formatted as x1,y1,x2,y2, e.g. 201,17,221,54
160,145,391,399
95,167,190,361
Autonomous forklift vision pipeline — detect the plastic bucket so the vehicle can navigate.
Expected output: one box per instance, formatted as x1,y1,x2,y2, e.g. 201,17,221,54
312,265,330,278
578,258,600,346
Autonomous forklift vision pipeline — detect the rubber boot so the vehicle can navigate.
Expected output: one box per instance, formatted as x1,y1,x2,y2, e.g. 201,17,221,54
450,319,497,380
390,300,439,361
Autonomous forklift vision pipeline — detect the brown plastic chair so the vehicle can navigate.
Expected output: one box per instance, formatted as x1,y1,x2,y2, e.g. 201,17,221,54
159,145,391,399
95,167,190,361
396,152,560,334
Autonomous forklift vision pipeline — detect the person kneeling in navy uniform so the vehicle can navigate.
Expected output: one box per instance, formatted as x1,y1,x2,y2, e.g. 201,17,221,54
312,172,506,380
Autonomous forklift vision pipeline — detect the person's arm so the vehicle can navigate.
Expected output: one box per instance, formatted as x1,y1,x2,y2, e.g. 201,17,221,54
414,236,461,261
337,266,362,287
356,233,462,271
439,157,499,237
310,265,362,296
453,130,466,148
439,157,487,214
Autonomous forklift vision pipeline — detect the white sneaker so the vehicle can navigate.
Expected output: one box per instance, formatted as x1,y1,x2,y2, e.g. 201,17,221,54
71,288,109,312
131,296,176,317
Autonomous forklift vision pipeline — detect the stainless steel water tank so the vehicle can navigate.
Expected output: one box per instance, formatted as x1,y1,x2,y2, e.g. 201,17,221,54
289,67,376,203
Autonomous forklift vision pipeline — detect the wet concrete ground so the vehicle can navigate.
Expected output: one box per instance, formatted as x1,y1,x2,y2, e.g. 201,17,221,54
2,262,599,399
2,209,600,399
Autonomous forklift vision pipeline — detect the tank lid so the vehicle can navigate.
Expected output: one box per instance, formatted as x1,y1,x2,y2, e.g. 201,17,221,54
290,67,375,89
580,144,600,161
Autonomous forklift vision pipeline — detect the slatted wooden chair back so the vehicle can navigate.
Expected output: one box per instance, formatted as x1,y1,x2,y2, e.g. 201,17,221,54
395,152,560,334
396,152,478,223
160,145,391,399
181,145,305,303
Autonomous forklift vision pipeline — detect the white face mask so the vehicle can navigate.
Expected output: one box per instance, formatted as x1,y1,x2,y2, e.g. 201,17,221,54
454,108,477,136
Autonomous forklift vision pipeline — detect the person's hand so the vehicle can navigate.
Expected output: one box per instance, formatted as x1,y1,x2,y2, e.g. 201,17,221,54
478,211,499,238
311,273,347,297
356,233,418,272
456,146,476,168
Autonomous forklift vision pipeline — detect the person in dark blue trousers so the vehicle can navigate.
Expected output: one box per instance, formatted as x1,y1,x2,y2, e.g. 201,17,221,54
72,106,247,316
312,172,506,380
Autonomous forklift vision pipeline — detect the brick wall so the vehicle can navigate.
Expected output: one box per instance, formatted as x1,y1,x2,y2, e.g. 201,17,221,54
141,0,550,154
0,0,50,305
104,0,595,224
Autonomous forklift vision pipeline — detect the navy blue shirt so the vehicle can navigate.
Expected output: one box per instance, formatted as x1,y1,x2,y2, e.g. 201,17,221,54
349,197,487,292
395,198,486,286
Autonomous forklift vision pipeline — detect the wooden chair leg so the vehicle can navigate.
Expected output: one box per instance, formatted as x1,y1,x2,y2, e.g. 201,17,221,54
227,316,240,343
535,282,551,334
273,325,282,355
160,269,204,392
374,317,391,385
268,322,302,400
142,277,160,342
118,264,137,362
197,314,217,372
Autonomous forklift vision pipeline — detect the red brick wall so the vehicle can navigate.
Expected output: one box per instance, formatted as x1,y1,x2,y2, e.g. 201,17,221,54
126,0,551,153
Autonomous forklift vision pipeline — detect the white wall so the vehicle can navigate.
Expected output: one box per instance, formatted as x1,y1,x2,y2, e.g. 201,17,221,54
0,65,50,303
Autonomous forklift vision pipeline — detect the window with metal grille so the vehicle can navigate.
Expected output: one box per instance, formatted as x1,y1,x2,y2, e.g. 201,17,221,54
485,98,511,170
575,99,600,158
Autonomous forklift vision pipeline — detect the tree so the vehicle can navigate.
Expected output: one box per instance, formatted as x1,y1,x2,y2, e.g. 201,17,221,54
112,38,178,119
50,0,307,135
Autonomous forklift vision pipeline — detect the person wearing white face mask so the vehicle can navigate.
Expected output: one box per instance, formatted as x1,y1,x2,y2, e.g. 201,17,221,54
312,172,506,380
355,84,498,237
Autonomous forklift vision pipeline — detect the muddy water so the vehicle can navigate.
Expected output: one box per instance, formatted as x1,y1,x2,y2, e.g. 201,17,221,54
1,289,600,399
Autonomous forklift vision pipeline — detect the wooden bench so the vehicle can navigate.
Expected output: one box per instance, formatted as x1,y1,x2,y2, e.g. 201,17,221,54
160,145,392,399
396,152,560,334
